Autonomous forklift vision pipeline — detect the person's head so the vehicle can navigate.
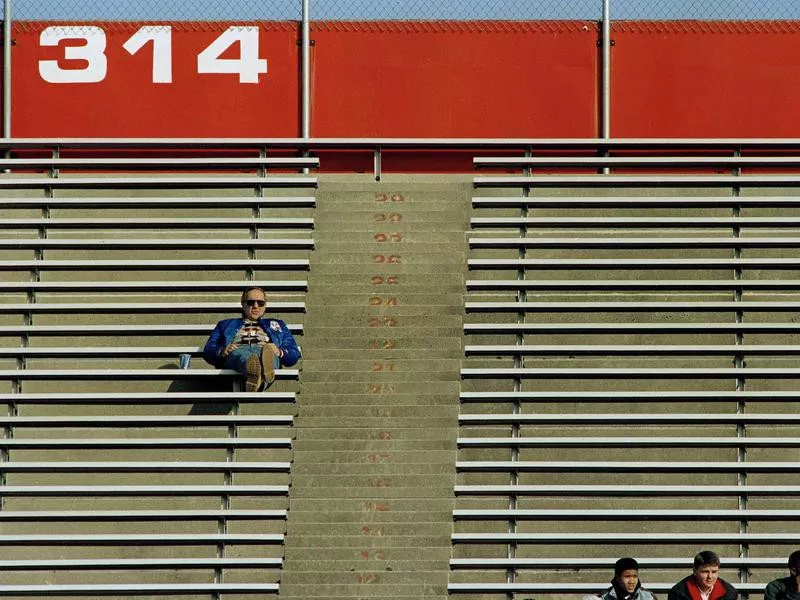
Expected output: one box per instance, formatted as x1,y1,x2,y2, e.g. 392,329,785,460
613,557,640,593
692,551,721,592
788,550,800,578
241,287,267,321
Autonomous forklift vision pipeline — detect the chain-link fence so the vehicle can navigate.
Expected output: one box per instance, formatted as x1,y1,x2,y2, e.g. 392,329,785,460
613,0,800,20
10,0,301,21
309,1,601,21
6,0,800,22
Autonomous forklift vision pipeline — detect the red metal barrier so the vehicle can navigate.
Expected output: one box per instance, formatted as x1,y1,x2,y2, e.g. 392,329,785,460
12,22,300,137
612,21,800,137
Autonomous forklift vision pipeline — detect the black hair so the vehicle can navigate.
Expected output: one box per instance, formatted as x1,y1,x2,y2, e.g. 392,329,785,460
788,550,800,571
693,551,721,569
615,557,639,577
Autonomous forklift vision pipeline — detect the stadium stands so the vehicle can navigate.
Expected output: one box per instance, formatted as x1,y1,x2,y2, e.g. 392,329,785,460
453,149,800,597
0,145,316,596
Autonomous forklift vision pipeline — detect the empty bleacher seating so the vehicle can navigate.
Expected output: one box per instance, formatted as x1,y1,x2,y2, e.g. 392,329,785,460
0,144,316,596
452,146,800,597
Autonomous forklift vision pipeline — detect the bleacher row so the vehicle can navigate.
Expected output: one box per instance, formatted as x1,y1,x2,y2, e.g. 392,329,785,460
452,153,800,597
0,151,317,596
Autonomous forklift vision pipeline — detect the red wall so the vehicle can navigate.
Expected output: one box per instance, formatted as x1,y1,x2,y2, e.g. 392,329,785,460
10,20,800,139
612,21,800,137
13,22,300,137
310,21,598,138
10,20,598,138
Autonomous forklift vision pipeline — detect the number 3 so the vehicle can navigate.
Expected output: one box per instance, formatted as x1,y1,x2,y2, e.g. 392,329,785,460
39,26,108,84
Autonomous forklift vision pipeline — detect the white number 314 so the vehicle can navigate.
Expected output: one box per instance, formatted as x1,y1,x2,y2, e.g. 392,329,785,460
38,25,268,84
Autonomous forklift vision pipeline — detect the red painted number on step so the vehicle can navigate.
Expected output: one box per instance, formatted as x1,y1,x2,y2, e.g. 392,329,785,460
363,501,390,512
372,254,401,264
374,232,403,243
356,574,381,584
358,550,386,560
370,339,397,350
375,192,405,203
367,384,396,395
369,296,398,306
361,526,385,536
371,276,399,285
369,317,398,328
366,452,392,463
372,362,395,372
374,213,403,223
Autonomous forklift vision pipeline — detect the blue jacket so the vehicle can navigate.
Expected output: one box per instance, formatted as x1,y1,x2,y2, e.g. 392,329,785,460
202,317,301,368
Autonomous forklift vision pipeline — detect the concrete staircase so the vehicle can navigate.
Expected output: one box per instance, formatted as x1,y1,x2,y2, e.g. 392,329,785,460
279,176,469,599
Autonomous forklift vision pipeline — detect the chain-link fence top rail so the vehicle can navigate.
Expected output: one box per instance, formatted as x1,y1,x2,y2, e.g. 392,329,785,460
9,0,603,21
8,0,800,21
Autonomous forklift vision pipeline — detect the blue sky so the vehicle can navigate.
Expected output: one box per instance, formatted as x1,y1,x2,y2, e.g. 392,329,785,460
9,0,800,22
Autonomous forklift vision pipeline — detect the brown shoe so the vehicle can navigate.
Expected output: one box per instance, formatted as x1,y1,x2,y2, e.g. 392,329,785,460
262,343,277,387
245,353,262,393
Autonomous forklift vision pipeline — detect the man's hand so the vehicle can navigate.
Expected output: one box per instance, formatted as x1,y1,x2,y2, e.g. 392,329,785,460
222,342,240,357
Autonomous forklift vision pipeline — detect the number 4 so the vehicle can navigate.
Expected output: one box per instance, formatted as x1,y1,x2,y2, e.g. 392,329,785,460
197,26,267,84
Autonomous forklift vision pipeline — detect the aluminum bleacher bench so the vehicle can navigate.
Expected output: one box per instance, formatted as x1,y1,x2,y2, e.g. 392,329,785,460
470,258,800,269
449,583,767,594
473,155,800,169
0,369,299,380
0,259,310,271
461,367,800,378
0,485,288,497
0,217,314,229
453,508,800,521
470,237,800,249
0,280,308,292
464,344,800,356
0,584,279,596
0,302,305,314
0,196,316,208
0,323,303,335
473,174,800,188
464,301,800,313
0,556,282,568
0,156,319,170
473,195,800,208
0,391,295,404
0,175,316,189
0,238,313,249
450,556,786,569
454,484,800,497
458,411,800,424
458,390,800,402
466,279,800,290
471,216,800,228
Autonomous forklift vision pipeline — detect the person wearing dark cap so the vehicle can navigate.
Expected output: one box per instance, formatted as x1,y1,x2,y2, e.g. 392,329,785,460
668,551,738,600
764,550,800,600
584,558,658,600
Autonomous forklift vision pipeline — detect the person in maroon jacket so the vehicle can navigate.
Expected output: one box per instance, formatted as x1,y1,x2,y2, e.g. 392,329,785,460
668,551,738,600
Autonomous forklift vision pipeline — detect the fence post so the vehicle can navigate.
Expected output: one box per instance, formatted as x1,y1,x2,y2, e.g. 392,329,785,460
601,0,610,139
3,0,10,138
301,0,310,138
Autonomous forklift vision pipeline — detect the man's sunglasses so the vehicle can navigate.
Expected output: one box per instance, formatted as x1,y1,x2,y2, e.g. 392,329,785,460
245,300,266,307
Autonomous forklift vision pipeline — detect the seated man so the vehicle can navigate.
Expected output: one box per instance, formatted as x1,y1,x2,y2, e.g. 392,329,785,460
584,557,658,600
668,551,738,600
203,287,301,391
764,550,800,600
